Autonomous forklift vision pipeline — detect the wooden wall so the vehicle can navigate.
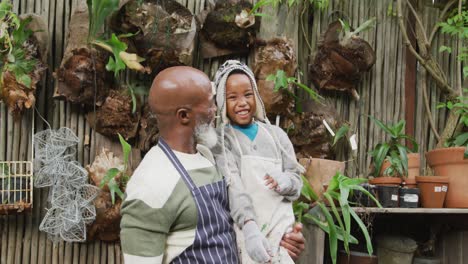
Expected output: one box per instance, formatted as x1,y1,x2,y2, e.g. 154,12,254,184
0,0,465,263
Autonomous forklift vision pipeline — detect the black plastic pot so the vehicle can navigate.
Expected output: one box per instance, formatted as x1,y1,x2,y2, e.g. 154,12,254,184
351,184,376,207
399,187,419,208
376,185,399,207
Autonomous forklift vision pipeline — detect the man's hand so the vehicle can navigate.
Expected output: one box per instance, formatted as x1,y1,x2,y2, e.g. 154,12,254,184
280,223,305,261
243,221,272,263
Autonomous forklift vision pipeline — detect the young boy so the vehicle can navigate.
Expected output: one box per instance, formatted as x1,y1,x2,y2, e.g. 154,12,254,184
212,60,303,264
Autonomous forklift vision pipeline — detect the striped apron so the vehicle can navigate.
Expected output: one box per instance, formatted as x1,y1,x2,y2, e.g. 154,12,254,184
158,139,239,264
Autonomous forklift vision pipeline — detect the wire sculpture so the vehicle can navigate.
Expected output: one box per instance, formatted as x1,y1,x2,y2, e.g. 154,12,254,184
34,128,100,242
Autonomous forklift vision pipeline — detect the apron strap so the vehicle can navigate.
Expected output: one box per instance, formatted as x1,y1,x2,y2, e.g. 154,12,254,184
229,125,245,156
158,138,197,191
257,123,280,159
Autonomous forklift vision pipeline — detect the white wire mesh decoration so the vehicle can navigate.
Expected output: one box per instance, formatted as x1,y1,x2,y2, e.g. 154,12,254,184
34,128,100,242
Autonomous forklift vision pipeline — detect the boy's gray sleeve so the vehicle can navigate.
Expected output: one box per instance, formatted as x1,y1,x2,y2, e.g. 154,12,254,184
211,135,257,229
273,126,303,201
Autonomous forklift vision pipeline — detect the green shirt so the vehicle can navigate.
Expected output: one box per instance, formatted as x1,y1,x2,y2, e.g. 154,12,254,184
120,144,222,264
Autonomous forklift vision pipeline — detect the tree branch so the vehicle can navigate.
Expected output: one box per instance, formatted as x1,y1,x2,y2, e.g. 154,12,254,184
396,0,458,100
428,0,457,45
405,0,430,51
421,68,441,141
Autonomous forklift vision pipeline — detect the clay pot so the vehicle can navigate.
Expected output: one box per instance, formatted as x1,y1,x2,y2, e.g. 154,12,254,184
379,153,420,178
338,250,377,264
407,153,420,178
299,158,345,202
369,176,402,186
426,147,468,208
402,178,417,188
416,176,449,208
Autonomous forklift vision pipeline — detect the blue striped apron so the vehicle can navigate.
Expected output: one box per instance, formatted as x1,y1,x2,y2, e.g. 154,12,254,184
158,139,239,263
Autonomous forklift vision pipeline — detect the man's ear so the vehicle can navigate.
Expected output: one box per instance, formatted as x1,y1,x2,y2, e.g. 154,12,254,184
176,108,191,125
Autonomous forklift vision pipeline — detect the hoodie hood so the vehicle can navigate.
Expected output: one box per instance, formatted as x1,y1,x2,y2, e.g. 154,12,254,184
213,60,266,125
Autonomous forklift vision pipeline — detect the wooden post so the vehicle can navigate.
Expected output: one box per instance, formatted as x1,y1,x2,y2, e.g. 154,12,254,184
296,223,325,264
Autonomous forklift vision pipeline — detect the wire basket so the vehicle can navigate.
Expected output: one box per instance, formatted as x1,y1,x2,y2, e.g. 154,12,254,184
0,161,34,214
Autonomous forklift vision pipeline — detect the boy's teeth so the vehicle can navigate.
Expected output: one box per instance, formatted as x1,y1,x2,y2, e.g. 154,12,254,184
238,110,248,115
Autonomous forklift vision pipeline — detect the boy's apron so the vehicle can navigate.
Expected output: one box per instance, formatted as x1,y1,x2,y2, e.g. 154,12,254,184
158,139,239,264
230,124,295,264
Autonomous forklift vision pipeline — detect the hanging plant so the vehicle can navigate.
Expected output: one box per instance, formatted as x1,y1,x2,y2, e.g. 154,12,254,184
201,1,259,50
111,0,196,76
86,134,132,241
309,18,376,100
0,1,48,115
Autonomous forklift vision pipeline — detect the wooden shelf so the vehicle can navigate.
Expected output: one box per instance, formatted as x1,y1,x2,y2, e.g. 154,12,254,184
352,207,468,214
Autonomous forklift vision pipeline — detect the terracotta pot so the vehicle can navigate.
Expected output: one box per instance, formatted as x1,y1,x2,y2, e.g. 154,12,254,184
369,176,402,186
407,153,420,178
402,178,417,188
416,176,449,208
426,147,468,208
379,153,420,178
338,250,377,264
299,158,345,201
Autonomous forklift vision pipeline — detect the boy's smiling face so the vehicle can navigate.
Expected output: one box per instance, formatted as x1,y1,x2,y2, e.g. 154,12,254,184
225,73,257,126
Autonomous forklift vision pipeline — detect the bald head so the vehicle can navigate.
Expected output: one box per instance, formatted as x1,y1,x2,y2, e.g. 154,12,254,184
148,66,212,115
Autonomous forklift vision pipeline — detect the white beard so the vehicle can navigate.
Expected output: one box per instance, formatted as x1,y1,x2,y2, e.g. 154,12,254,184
194,121,218,148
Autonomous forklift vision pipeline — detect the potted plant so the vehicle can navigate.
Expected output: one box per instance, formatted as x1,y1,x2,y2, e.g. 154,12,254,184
86,134,132,241
368,116,419,207
425,90,468,208
294,172,382,264
0,1,48,115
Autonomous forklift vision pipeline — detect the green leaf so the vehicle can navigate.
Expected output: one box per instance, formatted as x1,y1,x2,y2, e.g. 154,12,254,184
265,74,276,82
437,102,447,109
324,192,349,253
439,46,452,53
463,66,468,78
249,0,271,15
368,115,394,137
333,124,349,146
387,2,393,16
352,17,377,35
100,168,120,188
107,179,124,204
294,81,322,102
303,214,358,244
95,33,128,76
87,0,119,40
396,144,409,176
454,132,468,146
293,201,310,223
128,85,137,114
338,18,350,33
350,208,374,255
400,135,419,152
393,120,405,136
118,133,131,170
17,74,31,88
349,185,382,208
300,175,318,201
373,143,390,176
317,202,338,264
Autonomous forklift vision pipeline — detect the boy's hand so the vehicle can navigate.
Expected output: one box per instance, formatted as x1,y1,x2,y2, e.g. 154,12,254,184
265,172,293,195
243,221,272,263
264,175,278,190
